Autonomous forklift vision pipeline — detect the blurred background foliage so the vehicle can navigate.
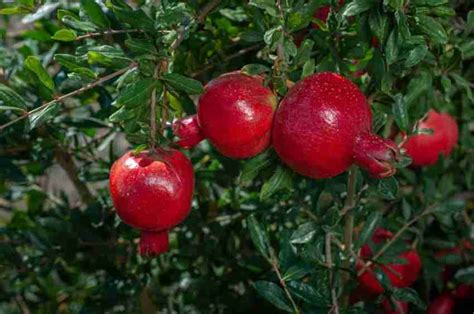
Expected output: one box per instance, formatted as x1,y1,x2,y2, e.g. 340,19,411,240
0,0,472,313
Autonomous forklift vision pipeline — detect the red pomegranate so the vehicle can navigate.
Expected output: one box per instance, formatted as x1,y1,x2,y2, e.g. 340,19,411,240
402,110,458,167
173,72,277,159
272,72,399,179
312,0,345,29
453,284,474,300
357,228,422,295
426,293,455,314
109,149,194,256
382,298,408,314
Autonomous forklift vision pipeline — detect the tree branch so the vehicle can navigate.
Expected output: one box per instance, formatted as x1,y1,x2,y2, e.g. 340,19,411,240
270,254,301,314
196,0,222,23
326,233,340,314
75,29,142,41
0,64,137,132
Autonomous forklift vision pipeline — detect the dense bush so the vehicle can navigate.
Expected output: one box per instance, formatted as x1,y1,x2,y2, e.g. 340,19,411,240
0,0,472,313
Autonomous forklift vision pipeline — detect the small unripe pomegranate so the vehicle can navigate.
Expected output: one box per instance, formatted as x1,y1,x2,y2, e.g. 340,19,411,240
402,110,458,167
173,72,277,159
357,228,422,295
272,72,399,179
382,298,408,314
426,293,455,314
109,149,194,256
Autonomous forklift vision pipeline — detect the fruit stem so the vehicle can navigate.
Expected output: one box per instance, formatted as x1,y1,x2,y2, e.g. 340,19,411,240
340,165,358,306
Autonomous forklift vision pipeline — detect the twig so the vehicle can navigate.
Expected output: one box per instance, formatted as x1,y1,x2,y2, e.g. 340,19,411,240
149,65,160,150
75,29,142,41
0,64,137,132
171,26,186,50
326,233,340,314
270,254,301,314
340,166,358,306
357,208,433,276
196,0,222,23
15,294,30,314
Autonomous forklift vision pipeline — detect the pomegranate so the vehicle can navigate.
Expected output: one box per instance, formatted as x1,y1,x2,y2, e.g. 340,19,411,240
402,110,458,167
312,0,345,29
272,72,399,179
109,149,194,256
357,228,422,295
382,298,408,314
173,72,277,159
426,293,455,314
453,284,474,300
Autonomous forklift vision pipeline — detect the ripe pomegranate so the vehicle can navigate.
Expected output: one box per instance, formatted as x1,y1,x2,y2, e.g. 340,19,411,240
426,293,455,314
312,0,345,29
453,284,474,300
357,228,422,295
173,72,277,159
272,72,399,179
109,149,194,256
382,298,408,314
402,110,458,167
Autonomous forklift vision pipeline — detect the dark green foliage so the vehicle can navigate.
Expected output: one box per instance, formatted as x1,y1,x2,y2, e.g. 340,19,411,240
0,0,473,313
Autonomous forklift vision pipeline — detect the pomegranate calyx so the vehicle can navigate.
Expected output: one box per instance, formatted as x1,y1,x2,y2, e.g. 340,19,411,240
139,230,170,257
353,132,400,179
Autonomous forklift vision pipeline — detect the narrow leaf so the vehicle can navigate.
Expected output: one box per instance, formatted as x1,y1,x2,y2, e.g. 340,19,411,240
254,281,293,312
25,56,55,92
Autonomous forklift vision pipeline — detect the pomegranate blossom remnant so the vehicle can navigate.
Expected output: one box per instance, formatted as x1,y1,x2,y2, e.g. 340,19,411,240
272,72,399,179
109,149,194,257
173,72,277,159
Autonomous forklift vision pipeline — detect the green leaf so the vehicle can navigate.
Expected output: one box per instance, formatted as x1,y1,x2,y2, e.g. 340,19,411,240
460,40,474,60
341,0,374,17
392,94,409,131
0,84,28,109
125,39,157,55
290,222,318,244
282,263,313,281
0,6,31,15
260,166,293,201
432,199,465,214
385,29,399,65
356,211,382,249
392,287,426,309
248,0,279,17
51,29,77,42
416,15,447,44
61,15,98,32
241,64,270,76
24,56,55,92
301,59,315,78
161,73,203,95
115,78,160,108
54,54,87,71
467,10,474,33
369,8,388,43
240,150,273,184
247,214,271,260
377,177,399,200
287,281,328,305
254,281,293,312
80,0,110,29
404,44,428,67
28,103,60,130
294,39,314,66
454,266,474,284
111,7,155,32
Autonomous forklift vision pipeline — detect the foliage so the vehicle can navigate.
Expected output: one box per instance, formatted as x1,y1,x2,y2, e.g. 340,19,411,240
0,0,472,313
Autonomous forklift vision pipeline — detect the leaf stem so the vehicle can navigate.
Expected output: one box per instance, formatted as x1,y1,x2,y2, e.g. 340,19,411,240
0,64,137,132
270,253,300,314
75,29,142,41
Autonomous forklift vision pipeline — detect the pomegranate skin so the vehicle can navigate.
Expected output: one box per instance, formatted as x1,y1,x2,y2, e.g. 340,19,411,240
403,110,458,167
109,149,194,256
312,1,345,29
197,72,277,159
382,298,408,314
426,294,455,314
273,72,398,179
172,115,205,149
357,228,422,295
